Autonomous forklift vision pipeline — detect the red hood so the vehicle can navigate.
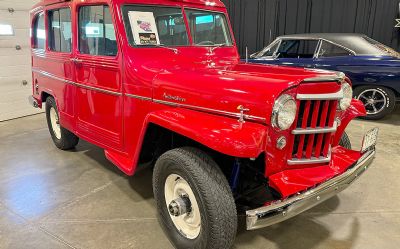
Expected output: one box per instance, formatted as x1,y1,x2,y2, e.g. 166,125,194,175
152,62,342,123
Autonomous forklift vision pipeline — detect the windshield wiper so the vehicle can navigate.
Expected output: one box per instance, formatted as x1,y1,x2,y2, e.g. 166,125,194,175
210,43,227,53
143,44,179,54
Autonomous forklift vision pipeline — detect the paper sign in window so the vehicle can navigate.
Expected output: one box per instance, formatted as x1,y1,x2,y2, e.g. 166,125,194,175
128,11,160,45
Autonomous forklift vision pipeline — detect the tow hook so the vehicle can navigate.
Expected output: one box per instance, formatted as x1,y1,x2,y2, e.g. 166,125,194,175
168,195,192,216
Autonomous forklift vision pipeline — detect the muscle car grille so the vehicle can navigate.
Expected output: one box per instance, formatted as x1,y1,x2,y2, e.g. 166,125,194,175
288,99,338,165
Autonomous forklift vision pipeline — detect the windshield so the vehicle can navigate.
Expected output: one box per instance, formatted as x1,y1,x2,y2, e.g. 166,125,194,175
122,6,232,48
122,5,189,46
363,36,400,58
185,9,232,46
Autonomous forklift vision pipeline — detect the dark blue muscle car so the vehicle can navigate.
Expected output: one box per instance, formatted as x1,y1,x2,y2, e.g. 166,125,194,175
248,33,400,120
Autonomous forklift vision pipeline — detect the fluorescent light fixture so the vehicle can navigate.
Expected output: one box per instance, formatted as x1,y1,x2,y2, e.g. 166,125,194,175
0,24,14,35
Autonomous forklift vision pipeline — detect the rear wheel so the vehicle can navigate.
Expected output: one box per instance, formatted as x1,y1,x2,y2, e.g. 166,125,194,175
354,86,396,120
45,97,79,150
153,147,237,249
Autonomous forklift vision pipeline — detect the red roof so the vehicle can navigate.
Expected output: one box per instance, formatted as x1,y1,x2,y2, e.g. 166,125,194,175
37,0,225,7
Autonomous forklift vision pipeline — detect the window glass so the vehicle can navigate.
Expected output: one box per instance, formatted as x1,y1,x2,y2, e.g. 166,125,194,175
33,13,46,49
277,40,318,58
122,5,189,46
185,9,232,46
0,24,14,36
79,5,118,56
319,41,353,57
49,8,72,52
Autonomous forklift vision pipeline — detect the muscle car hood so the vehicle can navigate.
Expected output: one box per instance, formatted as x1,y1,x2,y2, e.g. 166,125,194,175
153,62,342,123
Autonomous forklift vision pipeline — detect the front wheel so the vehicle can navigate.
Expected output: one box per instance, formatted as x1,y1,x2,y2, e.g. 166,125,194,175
354,86,396,120
153,147,237,249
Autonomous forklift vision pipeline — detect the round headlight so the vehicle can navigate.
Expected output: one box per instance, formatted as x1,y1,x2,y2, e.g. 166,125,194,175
339,82,353,110
272,94,297,130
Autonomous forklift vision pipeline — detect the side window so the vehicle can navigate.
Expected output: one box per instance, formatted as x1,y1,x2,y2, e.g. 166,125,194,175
277,40,318,58
79,5,118,56
49,8,72,52
33,13,46,49
319,41,353,57
259,41,279,57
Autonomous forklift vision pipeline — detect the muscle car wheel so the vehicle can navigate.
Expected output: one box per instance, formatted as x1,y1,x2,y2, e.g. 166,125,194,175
45,97,79,150
153,147,237,249
355,86,395,120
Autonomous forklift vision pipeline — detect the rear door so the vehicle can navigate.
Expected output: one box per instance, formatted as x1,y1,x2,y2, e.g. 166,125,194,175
0,0,42,121
73,3,123,149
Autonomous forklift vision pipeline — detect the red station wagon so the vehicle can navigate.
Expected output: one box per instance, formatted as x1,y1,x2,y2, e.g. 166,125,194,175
29,0,378,248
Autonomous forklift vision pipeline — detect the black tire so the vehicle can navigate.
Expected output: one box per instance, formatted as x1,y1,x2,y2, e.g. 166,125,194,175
339,132,352,149
354,86,396,120
153,147,237,249
45,96,79,150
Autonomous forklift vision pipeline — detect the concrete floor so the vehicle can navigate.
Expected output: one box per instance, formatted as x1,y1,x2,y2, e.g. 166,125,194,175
0,107,399,249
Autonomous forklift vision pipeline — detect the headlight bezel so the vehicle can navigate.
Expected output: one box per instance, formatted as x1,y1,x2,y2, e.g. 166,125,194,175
339,82,353,110
271,94,297,131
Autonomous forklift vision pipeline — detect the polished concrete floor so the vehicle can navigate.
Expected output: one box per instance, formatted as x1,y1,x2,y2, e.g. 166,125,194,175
0,107,399,249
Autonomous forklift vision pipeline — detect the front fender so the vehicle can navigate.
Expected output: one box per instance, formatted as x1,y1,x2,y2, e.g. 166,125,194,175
333,99,366,146
146,108,268,158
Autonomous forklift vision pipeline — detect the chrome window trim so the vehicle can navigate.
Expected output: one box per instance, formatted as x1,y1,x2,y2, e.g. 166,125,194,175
315,38,357,58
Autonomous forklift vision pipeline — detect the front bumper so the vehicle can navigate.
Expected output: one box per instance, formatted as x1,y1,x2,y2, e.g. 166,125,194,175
246,149,375,230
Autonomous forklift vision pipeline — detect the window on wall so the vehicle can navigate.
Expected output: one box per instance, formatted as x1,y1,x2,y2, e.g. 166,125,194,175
0,24,14,36
79,5,118,56
49,8,72,52
33,13,46,49
318,41,354,57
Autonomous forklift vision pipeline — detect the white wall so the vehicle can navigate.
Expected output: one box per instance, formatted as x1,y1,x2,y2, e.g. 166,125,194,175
0,0,41,121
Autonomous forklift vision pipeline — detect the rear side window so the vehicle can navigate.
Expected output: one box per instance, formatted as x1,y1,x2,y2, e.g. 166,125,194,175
49,8,72,52
277,40,318,58
79,5,118,56
33,13,46,49
319,41,353,57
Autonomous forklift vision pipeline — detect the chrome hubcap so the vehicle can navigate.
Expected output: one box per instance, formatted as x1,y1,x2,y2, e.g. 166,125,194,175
50,107,61,139
164,174,201,239
357,89,386,115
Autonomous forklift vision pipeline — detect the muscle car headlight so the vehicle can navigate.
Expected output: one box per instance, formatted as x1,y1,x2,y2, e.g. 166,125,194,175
339,82,353,110
272,94,297,130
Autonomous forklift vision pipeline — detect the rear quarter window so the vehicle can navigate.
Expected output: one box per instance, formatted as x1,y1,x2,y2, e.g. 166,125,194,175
33,13,46,50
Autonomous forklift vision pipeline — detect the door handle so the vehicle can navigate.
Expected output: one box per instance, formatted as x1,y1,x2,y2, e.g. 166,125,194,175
70,58,83,64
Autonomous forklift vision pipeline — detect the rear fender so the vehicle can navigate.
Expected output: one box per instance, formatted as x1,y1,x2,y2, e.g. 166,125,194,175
333,99,366,146
146,108,268,159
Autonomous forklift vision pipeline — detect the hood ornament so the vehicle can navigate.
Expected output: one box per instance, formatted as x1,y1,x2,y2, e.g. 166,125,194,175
237,105,250,123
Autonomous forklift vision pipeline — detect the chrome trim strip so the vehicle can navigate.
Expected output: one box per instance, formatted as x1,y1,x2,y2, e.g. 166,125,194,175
292,122,337,135
153,99,267,123
125,93,152,101
32,69,122,96
247,149,376,230
32,69,266,122
287,150,332,165
303,72,346,83
297,88,343,100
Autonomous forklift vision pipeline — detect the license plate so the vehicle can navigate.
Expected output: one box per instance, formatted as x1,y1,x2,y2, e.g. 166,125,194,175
361,128,379,153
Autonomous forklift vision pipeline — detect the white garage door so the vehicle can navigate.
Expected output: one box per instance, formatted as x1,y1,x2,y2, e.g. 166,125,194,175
0,0,41,121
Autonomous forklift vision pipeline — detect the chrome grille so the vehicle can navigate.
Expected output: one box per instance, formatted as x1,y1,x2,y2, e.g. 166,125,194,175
288,96,339,165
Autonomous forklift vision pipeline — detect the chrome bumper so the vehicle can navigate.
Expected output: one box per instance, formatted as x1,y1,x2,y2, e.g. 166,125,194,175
246,149,376,230
28,96,39,108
